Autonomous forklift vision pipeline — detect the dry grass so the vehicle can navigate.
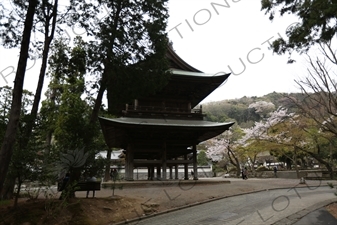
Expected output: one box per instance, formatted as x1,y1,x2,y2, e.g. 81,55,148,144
0,196,147,225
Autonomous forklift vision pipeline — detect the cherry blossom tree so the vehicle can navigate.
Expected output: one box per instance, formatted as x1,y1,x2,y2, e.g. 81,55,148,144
236,107,292,171
205,138,229,162
248,101,275,118
205,125,245,177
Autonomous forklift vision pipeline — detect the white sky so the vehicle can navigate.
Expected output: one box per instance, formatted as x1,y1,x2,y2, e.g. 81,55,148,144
0,0,309,104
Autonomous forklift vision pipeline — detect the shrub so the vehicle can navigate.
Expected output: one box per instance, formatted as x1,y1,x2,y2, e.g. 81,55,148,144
256,166,270,172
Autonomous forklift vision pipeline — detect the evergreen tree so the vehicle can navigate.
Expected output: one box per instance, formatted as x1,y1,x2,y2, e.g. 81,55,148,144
68,0,171,116
0,0,38,197
261,0,337,58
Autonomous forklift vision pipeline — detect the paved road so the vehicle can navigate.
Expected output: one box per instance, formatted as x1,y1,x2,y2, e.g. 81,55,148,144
128,186,335,225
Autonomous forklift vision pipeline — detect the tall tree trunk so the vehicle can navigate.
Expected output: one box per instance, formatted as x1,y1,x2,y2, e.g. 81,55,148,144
86,0,123,145
0,0,37,196
21,0,58,151
77,2,124,190
64,1,123,196
0,1,58,200
0,176,16,200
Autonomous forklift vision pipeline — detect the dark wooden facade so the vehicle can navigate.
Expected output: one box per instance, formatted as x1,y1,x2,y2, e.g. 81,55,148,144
99,46,234,181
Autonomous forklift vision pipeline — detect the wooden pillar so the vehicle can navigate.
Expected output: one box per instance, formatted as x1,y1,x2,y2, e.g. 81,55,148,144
156,166,161,180
175,158,179,180
169,166,173,179
125,144,134,181
184,154,188,180
193,144,198,180
134,99,138,110
151,166,155,180
162,142,167,180
147,166,151,180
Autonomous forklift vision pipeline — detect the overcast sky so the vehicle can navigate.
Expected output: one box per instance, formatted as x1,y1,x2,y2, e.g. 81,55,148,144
0,0,309,104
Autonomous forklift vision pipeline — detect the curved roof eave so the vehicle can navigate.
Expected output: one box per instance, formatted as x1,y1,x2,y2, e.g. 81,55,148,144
99,116,235,128
167,45,202,72
170,69,231,78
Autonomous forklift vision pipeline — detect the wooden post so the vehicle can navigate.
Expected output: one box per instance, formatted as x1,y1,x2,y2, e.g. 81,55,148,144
169,166,173,179
184,154,188,180
151,166,155,180
175,158,179,180
147,167,151,180
193,144,198,180
162,142,167,180
156,166,161,180
134,99,138,110
125,144,134,181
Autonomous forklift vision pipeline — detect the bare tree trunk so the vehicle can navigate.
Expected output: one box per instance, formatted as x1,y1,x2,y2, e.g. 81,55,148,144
0,0,37,196
248,154,257,176
294,147,300,179
227,147,241,177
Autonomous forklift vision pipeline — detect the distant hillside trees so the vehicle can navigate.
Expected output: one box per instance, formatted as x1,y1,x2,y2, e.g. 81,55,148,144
202,98,337,177
260,0,337,179
248,101,275,118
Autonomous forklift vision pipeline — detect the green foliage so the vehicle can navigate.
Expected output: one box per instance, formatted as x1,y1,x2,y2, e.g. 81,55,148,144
0,86,13,142
212,164,226,174
40,37,107,185
203,92,306,126
205,92,337,173
228,167,237,173
197,150,209,166
204,100,260,125
50,37,91,151
58,148,89,172
110,166,123,196
0,86,51,199
68,0,171,115
261,0,337,56
256,166,270,172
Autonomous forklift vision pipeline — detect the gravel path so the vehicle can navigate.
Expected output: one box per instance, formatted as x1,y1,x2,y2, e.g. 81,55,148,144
73,177,337,212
